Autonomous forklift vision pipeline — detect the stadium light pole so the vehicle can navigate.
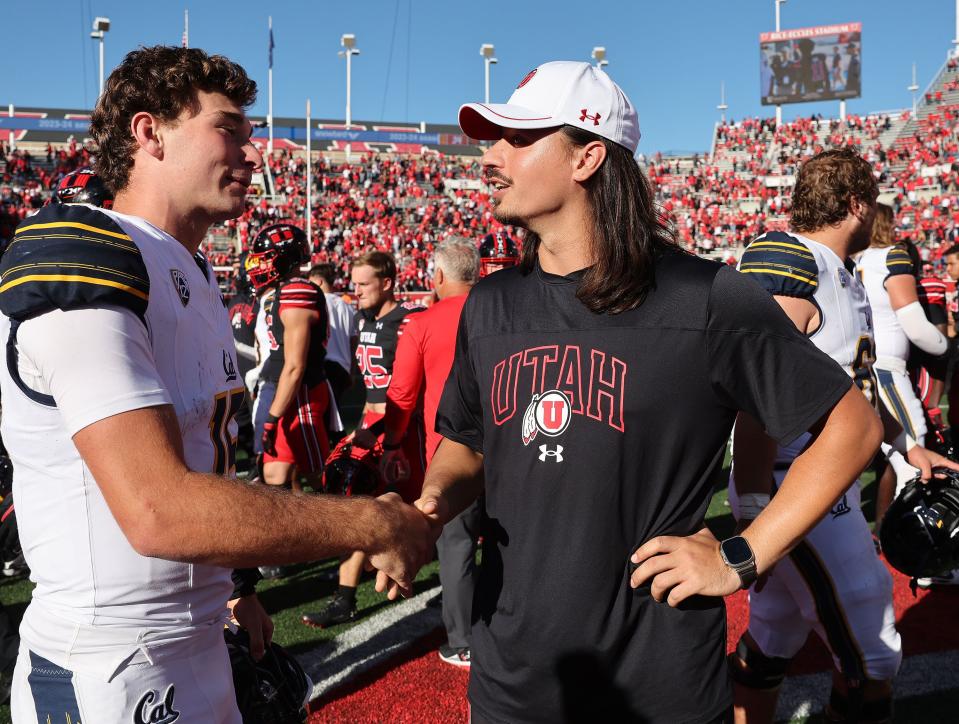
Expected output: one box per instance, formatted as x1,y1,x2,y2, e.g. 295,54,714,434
480,44,497,104
339,34,360,161
908,62,920,116
90,16,110,98
954,0,959,58
717,81,728,124
306,99,312,244
774,0,785,128
592,47,609,70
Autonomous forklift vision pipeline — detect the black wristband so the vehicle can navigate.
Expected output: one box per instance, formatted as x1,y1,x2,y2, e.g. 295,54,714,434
383,440,402,451
265,414,279,425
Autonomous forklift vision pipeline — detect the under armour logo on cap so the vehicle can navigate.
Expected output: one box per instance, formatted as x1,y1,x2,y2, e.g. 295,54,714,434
580,109,601,126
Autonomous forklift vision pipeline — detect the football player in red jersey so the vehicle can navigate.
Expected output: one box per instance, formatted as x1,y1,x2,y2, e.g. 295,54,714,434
245,222,331,492
303,250,425,628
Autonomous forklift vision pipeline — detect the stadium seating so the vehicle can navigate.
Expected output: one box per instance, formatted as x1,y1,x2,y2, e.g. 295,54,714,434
4,77,959,290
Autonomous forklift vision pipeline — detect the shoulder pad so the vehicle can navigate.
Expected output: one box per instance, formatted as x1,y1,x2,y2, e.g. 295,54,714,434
400,301,426,313
738,232,818,299
0,204,149,322
278,279,321,307
885,245,915,277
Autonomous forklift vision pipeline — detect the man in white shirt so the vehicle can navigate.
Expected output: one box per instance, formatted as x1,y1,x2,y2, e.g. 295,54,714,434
309,262,358,410
1,45,435,723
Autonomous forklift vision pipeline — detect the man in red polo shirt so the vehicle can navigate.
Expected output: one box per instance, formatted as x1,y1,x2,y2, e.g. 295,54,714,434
381,237,485,666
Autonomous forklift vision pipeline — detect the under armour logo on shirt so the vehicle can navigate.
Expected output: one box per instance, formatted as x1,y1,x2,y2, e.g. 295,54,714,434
538,444,564,462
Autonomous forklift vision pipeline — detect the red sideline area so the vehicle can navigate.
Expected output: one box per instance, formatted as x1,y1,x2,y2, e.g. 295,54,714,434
308,563,959,723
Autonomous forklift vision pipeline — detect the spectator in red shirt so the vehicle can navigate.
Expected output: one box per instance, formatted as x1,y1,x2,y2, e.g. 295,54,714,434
381,237,482,667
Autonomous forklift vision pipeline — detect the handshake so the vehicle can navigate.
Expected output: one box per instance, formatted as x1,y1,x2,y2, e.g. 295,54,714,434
365,490,449,600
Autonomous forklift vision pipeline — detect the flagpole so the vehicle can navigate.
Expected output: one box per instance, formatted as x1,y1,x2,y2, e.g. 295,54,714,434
183,9,189,48
306,99,312,246
268,16,274,156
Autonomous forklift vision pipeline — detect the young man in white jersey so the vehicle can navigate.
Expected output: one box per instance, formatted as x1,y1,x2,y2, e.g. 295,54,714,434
0,46,435,723
856,204,948,526
731,149,958,723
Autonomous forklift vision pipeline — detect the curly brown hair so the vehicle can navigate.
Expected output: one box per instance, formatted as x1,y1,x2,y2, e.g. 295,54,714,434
90,46,257,193
789,148,878,234
869,203,897,248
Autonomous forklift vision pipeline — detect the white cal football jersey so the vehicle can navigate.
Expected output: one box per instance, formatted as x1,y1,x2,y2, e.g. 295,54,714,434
856,245,916,364
0,204,244,677
739,231,875,461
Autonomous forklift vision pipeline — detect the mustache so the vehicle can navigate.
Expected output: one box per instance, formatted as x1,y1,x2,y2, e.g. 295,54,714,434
484,171,513,185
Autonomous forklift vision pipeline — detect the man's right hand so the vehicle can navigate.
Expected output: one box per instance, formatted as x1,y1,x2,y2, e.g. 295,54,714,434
368,492,439,600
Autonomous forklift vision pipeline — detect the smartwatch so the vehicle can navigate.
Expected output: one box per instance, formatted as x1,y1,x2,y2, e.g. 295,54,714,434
719,535,758,589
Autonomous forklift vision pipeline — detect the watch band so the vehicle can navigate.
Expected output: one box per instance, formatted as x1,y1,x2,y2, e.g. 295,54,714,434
735,564,758,588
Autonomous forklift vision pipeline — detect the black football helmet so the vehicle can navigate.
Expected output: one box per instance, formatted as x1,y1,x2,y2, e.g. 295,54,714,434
880,469,959,578
322,437,383,496
53,169,114,208
245,223,310,290
224,628,312,724
479,230,519,277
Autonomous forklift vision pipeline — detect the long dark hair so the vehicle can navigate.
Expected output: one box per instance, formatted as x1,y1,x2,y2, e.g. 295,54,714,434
518,126,678,314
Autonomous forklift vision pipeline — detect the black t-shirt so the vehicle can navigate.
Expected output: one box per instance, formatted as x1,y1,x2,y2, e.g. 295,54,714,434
355,302,425,404
436,251,853,724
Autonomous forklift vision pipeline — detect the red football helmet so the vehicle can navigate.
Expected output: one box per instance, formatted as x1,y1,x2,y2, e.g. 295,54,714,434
479,230,519,277
245,222,310,290
322,437,384,496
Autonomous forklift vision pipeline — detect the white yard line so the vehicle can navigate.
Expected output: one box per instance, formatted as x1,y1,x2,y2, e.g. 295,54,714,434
299,585,442,701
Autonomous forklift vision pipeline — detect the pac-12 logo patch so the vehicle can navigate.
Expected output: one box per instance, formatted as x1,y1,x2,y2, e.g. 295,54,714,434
521,389,572,446
170,269,190,307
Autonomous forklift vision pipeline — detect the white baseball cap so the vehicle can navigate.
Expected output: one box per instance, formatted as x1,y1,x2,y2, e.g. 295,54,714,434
458,61,640,153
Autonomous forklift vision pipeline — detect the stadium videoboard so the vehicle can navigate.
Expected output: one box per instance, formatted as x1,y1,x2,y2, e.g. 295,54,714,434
760,22,862,106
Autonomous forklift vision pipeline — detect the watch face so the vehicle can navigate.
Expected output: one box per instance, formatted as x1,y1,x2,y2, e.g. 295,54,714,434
722,536,753,566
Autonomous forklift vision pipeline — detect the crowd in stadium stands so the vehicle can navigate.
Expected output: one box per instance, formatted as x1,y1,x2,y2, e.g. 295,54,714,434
3,105,959,280
0,139,93,241
640,112,917,256
218,150,512,292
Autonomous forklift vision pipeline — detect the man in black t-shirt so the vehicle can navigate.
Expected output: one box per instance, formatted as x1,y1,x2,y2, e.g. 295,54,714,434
379,61,885,723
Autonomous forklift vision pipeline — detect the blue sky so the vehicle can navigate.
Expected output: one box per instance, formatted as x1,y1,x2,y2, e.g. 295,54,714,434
3,1,957,154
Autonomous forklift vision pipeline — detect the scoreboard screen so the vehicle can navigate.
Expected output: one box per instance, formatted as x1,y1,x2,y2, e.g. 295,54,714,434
760,22,862,106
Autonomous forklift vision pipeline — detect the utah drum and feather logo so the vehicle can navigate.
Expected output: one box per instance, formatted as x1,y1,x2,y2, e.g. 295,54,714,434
521,389,572,446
